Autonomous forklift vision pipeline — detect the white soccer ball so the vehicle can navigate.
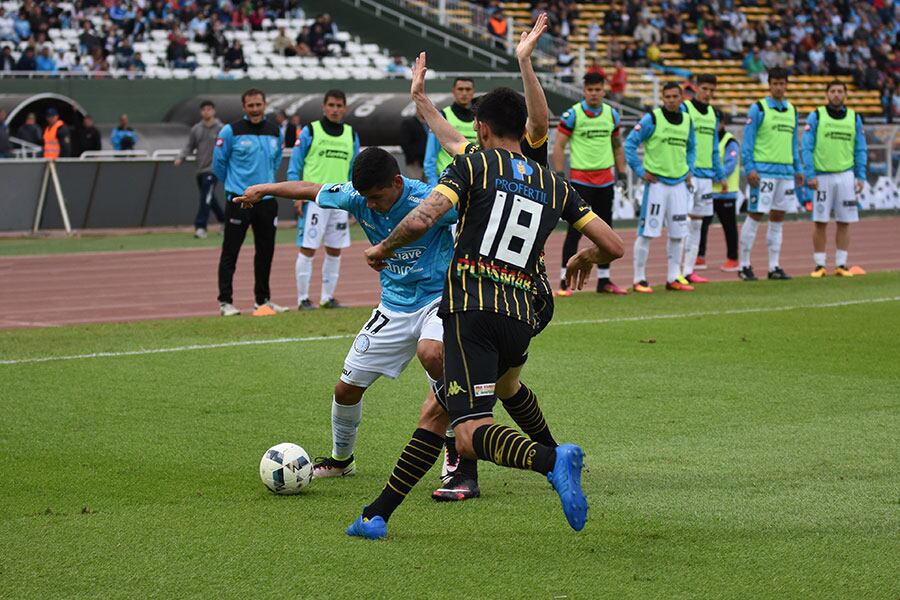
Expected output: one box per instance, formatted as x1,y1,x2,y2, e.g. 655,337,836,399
259,443,313,495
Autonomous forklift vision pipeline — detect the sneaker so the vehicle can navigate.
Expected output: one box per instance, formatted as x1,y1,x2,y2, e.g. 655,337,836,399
685,272,709,284
767,267,792,280
547,444,588,532
254,301,288,314
833,266,854,277
440,440,460,484
219,302,240,317
632,280,654,293
738,266,758,281
194,227,208,239
694,256,707,270
320,298,345,309
346,513,387,540
432,474,481,502
556,280,573,297
720,259,740,272
298,299,315,311
848,265,867,275
313,455,356,478
666,280,695,291
598,281,628,295
810,265,827,278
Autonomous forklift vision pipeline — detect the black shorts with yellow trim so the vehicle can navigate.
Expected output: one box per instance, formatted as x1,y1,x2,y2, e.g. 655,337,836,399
441,311,532,427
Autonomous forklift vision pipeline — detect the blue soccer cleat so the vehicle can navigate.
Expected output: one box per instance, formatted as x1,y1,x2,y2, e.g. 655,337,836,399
346,514,387,540
547,443,588,531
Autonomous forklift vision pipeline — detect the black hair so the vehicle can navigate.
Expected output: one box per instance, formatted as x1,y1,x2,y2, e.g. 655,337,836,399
768,67,789,82
474,87,527,140
453,77,474,87
241,88,266,104
583,72,605,86
324,89,347,104
662,81,682,92
351,147,400,192
200,100,215,109
826,79,847,91
697,73,717,85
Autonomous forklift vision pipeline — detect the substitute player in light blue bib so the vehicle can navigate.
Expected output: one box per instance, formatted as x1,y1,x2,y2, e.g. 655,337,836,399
234,147,456,479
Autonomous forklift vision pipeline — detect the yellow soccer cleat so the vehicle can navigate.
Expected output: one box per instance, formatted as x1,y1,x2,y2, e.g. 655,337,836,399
833,266,854,277
810,266,827,278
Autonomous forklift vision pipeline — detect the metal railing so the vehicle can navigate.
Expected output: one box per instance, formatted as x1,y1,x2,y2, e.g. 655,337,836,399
8,136,43,159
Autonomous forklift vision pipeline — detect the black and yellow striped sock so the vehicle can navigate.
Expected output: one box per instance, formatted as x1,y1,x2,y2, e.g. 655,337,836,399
363,428,443,522
472,424,556,475
500,384,558,448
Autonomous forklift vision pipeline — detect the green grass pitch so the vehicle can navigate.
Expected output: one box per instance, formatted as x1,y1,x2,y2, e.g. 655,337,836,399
1,274,899,599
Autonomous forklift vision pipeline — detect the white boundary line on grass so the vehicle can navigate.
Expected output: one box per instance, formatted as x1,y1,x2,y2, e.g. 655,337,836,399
1,296,898,366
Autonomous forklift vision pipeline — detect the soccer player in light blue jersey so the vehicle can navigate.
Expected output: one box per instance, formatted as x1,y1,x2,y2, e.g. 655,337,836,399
236,147,455,478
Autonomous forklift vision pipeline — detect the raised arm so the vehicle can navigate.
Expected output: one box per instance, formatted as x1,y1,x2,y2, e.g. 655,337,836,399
517,13,550,143
410,52,467,156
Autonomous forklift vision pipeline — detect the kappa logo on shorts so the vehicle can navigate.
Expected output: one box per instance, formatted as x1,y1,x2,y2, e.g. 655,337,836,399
229,218,242,225
474,383,495,397
446,381,466,397
353,334,370,354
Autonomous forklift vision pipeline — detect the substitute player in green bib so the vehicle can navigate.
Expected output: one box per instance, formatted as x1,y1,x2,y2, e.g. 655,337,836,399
739,67,803,281
552,72,628,296
625,82,697,292
423,77,477,186
801,80,867,278
680,74,725,284
289,89,360,309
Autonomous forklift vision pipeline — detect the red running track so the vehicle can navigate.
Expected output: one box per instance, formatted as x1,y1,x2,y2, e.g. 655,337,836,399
1,217,898,329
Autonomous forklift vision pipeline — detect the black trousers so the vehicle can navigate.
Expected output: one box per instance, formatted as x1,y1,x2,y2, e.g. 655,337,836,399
217,197,278,305
194,173,225,230
561,183,614,278
698,196,739,261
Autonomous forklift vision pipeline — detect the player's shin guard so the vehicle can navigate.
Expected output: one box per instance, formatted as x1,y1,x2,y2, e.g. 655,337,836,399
682,219,703,276
740,218,759,268
363,428,444,522
666,237,684,283
295,253,313,303
321,254,341,302
332,396,363,460
766,221,783,271
500,384,557,447
472,424,556,475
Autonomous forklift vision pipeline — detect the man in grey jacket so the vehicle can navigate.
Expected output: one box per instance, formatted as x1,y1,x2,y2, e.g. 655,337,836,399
175,100,225,238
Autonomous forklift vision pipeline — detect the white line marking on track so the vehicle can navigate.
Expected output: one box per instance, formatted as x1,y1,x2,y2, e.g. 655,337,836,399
1,296,898,366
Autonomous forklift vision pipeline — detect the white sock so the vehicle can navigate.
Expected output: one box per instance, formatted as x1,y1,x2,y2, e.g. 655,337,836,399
332,397,363,460
682,218,703,276
295,253,313,303
767,221,783,271
597,267,611,280
667,237,684,283
835,249,848,268
740,218,760,268
321,255,341,303
633,235,652,283
814,251,827,268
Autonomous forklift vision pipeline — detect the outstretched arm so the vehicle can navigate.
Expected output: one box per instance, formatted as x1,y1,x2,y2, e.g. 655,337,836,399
518,13,550,143
233,181,324,207
411,52,467,156
364,189,454,270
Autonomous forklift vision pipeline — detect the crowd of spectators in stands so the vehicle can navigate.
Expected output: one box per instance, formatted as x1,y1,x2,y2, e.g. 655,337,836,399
0,1,343,76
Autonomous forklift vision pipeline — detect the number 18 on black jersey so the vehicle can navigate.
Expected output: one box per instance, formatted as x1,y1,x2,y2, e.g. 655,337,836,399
433,148,597,326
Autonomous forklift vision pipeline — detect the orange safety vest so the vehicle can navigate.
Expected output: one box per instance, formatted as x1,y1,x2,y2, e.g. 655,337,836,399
489,16,508,37
43,120,63,159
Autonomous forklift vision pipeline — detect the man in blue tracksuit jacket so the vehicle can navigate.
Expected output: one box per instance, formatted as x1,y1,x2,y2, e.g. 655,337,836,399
213,88,284,316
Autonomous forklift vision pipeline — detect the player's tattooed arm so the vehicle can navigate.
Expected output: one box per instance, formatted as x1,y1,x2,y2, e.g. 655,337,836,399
233,181,324,207
411,52,468,155
364,190,453,270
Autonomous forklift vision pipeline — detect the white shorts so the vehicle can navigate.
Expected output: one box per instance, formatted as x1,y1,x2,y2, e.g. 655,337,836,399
340,299,443,388
689,177,714,217
747,177,795,214
637,180,690,239
812,171,858,224
296,202,351,250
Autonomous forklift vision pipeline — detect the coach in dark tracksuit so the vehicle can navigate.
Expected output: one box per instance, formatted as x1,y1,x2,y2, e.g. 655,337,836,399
213,88,284,316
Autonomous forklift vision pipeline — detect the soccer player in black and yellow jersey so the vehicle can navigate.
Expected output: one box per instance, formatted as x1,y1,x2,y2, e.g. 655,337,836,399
346,87,624,539
408,17,561,502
